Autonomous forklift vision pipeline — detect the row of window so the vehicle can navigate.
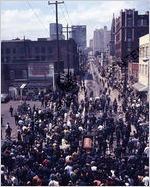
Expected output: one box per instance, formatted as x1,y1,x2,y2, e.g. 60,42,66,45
2,55,53,62
9,70,27,80
1,46,53,55
139,64,148,75
139,45,149,58
127,17,148,27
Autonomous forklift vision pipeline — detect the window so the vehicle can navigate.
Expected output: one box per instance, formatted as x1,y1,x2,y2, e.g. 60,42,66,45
137,19,141,26
22,70,27,79
48,47,53,54
13,48,16,54
36,56,40,60
127,17,132,27
20,48,25,54
127,42,132,48
145,65,148,75
28,47,31,55
127,48,131,52
1,49,3,54
48,55,53,60
35,47,39,53
127,29,132,38
41,56,46,61
5,48,11,54
146,46,148,57
10,70,15,80
41,47,45,53
2,57,4,62
6,56,10,62
142,65,144,74
143,19,147,26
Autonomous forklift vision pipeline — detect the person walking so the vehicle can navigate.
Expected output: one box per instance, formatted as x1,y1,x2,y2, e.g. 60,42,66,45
5,123,12,140
9,105,14,117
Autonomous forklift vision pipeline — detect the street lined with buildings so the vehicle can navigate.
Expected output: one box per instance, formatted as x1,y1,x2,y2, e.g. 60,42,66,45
1,2,149,186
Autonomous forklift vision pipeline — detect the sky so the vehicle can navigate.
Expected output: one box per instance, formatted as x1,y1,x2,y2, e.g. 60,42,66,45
1,1,149,46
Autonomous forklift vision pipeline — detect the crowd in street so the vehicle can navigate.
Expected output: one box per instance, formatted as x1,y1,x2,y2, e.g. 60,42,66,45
1,67,149,186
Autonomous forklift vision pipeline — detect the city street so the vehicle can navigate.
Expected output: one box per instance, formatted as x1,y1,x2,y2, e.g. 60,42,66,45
1,1,149,186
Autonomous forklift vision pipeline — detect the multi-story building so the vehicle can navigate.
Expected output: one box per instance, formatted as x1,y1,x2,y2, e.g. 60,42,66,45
115,9,149,64
50,23,65,40
109,14,115,56
133,34,149,93
89,39,93,49
71,25,86,50
93,29,104,54
103,26,111,52
93,26,111,55
1,38,79,94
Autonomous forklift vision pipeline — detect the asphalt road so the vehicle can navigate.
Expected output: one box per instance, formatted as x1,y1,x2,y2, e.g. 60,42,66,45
1,100,42,140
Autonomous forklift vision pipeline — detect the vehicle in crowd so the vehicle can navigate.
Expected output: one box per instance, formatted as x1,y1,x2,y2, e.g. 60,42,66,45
1,94,10,103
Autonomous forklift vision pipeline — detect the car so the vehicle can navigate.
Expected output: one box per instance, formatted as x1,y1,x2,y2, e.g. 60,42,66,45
1,94,10,103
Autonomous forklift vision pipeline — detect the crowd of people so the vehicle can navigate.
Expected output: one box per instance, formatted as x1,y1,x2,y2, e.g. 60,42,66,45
1,64,149,186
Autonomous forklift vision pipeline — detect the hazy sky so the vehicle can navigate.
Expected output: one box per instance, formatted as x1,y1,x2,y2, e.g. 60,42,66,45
1,1,149,46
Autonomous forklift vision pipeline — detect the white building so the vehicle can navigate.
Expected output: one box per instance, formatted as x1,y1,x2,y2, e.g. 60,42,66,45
133,34,149,92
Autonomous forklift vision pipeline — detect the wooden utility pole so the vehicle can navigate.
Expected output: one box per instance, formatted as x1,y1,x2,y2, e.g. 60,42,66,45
63,24,72,76
48,1,64,73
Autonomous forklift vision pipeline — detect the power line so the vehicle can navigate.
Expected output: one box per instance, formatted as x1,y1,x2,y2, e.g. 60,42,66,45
26,0,49,35
64,3,73,26
59,5,68,26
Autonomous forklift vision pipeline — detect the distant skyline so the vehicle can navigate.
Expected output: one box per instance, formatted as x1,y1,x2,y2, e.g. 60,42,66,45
1,1,149,46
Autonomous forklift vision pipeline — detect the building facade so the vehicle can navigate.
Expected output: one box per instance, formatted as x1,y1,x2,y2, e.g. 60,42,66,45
50,23,65,40
138,34,149,88
71,25,87,50
109,14,115,56
103,26,111,52
93,26,111,55
128,62,139,82
115,9,149,64
1,38,79,93
93,29,104,54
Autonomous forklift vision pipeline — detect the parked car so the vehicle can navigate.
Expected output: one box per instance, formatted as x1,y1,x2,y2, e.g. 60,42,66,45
1,94,10,103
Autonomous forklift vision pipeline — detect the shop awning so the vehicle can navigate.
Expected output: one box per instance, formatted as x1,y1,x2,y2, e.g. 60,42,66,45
133,82,148,92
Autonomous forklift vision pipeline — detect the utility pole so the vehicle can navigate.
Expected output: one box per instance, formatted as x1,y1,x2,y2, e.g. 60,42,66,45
48,1,64,73
63,24,72,76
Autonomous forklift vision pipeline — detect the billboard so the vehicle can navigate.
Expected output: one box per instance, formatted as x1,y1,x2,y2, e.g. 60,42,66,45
28,63,54,79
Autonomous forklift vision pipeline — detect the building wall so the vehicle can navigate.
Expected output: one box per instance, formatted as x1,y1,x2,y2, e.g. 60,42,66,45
71,25,87,50
128,62,139,82
1,39,79,93
103,27,111,52
139,34,149,87
115,9,149,64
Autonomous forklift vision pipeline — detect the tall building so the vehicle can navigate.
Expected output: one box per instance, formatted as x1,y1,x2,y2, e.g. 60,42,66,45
110,14,115,56
71,25,86,50
50,23,65,40
115,9,149,63
89,39,93,49
103,26,111,52
93,26,111,54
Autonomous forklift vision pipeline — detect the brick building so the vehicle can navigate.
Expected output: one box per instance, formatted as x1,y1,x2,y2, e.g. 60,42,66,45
1,38,79,94
115,9,149,64
128,62,139,82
